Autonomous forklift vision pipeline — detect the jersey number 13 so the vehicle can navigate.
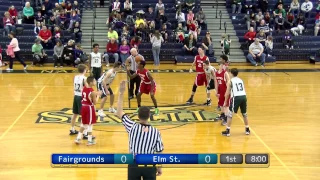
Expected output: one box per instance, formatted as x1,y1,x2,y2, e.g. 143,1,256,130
235,83,243,91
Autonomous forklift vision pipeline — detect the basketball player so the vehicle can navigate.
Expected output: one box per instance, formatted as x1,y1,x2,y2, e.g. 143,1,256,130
97,62,122,117
222,68,250,137
75,76,102,145
186,47,209,104
125,48,144,99
127,61,159,115
70,64,87,135
215,56,230,125
203,60,217,106
88,43,103,81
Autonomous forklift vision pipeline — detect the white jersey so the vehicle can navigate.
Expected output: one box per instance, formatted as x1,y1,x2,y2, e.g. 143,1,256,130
98,69,117,85
74,74,86,96
231,77,246,97
90,52,102,68
205,66,216,80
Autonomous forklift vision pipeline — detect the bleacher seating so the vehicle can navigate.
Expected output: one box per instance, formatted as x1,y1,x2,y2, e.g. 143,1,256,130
226,0,320,62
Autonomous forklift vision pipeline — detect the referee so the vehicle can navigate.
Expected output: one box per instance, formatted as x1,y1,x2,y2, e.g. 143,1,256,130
117,81,164,180
125,48,143,99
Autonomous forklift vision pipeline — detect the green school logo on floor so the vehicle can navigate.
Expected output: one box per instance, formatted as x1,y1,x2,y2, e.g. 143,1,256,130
36,105,219,126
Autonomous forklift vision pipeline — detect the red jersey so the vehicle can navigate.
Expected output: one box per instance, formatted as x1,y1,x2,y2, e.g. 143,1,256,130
82,87,94,106
137,68,152,84
195,55,208,73
216,70,227,91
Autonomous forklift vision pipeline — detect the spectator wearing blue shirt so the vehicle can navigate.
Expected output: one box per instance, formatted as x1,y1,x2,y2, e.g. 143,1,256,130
42,0,53,16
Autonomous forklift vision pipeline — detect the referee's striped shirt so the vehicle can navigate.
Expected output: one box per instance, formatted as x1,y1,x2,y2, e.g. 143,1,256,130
121,114,164,154
129,54,144,72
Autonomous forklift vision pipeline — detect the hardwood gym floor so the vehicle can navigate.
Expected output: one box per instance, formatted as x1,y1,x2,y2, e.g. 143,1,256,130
0,64,319,180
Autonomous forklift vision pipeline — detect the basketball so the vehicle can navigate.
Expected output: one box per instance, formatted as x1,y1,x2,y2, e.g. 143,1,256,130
135,55,144,63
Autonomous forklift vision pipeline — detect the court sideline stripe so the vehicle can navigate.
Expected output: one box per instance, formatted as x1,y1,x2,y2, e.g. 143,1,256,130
236,114,299,180
0,74,56,141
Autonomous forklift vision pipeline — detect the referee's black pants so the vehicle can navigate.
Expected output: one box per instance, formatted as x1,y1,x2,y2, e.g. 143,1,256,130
128,163,157,180
129,70,141,97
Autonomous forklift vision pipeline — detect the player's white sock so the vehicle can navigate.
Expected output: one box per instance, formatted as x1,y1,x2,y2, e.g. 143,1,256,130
207,98,211,101
83,129,88,135
226,127,230,130
77,132,83,140
245,125,249,128
88,135,92,142
70,126,75,131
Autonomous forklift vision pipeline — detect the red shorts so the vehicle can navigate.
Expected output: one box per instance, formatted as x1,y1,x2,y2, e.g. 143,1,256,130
218,88,230,107
195,73,207,86
81,105,97,125
139,82,156,95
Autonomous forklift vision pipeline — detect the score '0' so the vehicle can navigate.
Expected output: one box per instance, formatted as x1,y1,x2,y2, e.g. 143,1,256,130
205,155,211,163
121,155,127,163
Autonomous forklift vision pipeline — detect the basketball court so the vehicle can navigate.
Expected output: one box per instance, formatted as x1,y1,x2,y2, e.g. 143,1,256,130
0,64,319,180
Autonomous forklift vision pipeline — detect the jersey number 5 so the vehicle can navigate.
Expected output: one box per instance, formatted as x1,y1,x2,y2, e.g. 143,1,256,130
235,83,243,91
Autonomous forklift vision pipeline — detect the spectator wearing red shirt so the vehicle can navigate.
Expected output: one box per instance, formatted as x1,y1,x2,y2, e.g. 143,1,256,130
3,12,15,36
8,5,18,23
104,38,119,66
38,25,53,48
244,27,256,46
130,36,141,49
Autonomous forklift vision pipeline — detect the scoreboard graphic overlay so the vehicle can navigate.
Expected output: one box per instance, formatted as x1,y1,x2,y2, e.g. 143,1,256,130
51,153,270,168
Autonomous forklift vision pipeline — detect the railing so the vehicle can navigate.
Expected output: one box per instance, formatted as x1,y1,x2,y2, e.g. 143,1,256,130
91,4,96,48
219,10,222,30
224,22,227,34
215,0,218,18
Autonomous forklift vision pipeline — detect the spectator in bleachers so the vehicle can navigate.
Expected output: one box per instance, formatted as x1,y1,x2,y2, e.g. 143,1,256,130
265,35,273,57
291,13,305,36
7,32,27,71
108,27,119,42
63,40,75,66
243,0,255,14
135,15,145,28
196,8,207,30
182,33,197,56
176,9,186,27
123,0,133,17
112,0,121,13
53,39,64,67
155,0,165,14
104,38,119,65
232,0,242,14
256,30,266,46
3,12,16,36
187,20,199,39
285,12,295,29
187,10,194,22
247,39,266,67
316,1,320,13
273,4,286,18
34,11,45,25
73,1,80,15
244,27,256,46
121,25,130,41
66,2,73,17
47,15,57,31
274,0,283,9
53,26,62,42
150,30,164,66
257,19,272,36
289,0,300,16
201,31,214,57
185,0,195,11
34,22,42,36
68,10,81,30
74,44,84,65
58,10,69,30
71,22,82,43
245,12,256,30
175,0,184,10
32,39,47,66
84,0,93,10
53,3,63,16
175,23,185,42
130,36,141,49
283,30,293,49
38,25,53,48
119,39,130,63
146,21,155,41
255,11,264,24
275,13,284,33
258,0,268,13
301,0,313,18
155,9,168,29
146,7,156,25
314,12,320,36
160,24,168,42
8,5,18,23
42,0,53,16
264,11,272,25
23,2,35,24
136,23,147,41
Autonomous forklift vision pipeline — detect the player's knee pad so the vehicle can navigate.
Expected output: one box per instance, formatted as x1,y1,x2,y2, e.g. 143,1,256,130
242,113,248,118
227,111,233,118
192,84,197,92
87,125,93,132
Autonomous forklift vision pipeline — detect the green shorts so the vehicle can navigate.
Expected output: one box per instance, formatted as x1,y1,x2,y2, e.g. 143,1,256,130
229,95,247,114
72,95,82,114
91,67,102,81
